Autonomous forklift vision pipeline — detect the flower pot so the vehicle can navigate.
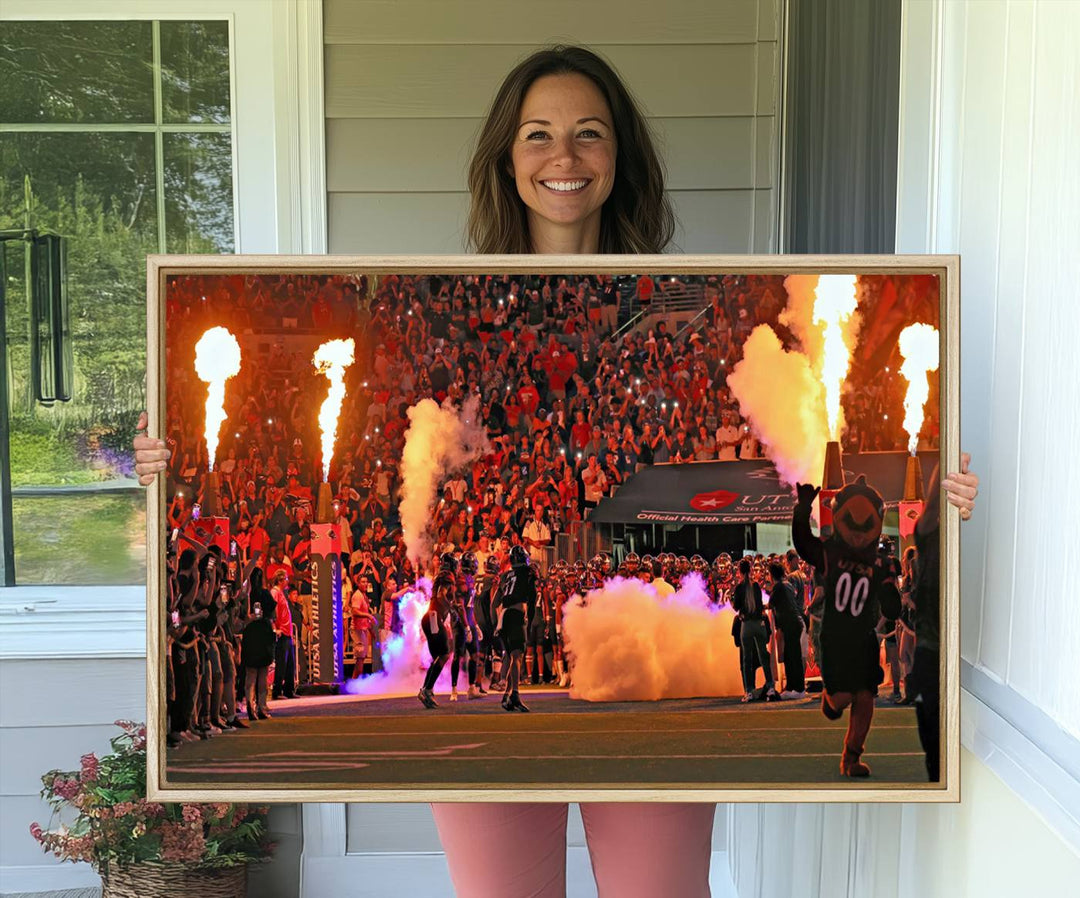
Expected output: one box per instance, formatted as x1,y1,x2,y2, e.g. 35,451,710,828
101,861,247,898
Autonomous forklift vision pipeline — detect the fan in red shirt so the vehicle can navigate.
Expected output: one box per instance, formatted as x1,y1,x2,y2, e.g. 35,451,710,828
636,274,655,306
264,544,292,587
270,570,296,700
518,326,538,351
311,294,332,330
570,410,592,453
517,379,541,417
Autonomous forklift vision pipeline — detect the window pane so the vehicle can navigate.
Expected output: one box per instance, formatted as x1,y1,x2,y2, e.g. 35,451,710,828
164,133,235,253
0,21,154,124
160,20,232,124
12,493,146,585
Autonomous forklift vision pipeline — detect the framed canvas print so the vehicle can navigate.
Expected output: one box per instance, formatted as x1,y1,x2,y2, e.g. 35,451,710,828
145,254,960,803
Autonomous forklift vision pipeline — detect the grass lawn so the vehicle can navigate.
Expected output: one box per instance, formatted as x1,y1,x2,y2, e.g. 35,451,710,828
13,492,146,585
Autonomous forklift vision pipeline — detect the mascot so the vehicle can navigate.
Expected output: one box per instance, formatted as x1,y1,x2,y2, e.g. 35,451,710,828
793,476,900,777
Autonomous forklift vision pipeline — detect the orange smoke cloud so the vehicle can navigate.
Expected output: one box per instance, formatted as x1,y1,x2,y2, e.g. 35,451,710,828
563,574,744,700
778,274,824,365
727,325,828,488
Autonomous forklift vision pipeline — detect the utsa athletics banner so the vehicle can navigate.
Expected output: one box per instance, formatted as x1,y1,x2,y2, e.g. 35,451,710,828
310,523,345,684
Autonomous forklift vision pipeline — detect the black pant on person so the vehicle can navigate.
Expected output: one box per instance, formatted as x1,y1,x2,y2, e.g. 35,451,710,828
170,643,198,733
739,618,774,694
776,618,805,692
274,634,296,697
910,645,940,782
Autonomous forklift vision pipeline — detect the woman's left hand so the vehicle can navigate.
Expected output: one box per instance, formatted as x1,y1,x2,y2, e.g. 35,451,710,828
134,411,171,485
942,451,979,521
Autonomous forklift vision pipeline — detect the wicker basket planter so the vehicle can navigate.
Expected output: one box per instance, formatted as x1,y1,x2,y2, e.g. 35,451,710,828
101,861,247,898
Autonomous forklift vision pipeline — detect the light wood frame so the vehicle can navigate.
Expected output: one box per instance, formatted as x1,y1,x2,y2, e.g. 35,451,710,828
146,253,960,803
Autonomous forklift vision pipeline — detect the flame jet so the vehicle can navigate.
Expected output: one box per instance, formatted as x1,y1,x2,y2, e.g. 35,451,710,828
814,274,861,440
898,323,939,455
194,327,242,470
313,338,356,481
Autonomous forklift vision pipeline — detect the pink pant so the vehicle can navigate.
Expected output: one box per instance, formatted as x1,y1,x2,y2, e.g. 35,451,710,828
431,802,715,898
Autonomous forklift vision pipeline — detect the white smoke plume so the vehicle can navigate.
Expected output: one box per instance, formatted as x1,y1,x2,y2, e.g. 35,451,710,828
341,579,429,700
399,395,488,567
563,574,745,700
727,324,828,488
341,578,460,696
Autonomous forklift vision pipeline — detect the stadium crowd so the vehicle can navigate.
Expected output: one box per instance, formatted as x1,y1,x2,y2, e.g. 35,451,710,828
163,272,938,555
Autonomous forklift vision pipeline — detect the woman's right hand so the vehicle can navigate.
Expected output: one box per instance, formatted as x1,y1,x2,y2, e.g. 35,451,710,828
134,411,171,486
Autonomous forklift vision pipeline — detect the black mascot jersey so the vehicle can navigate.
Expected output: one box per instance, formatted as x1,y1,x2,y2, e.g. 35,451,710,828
793,476,900,695
797,538,896,639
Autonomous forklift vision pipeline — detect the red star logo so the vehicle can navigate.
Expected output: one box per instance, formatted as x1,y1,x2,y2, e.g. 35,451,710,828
690,489,740,512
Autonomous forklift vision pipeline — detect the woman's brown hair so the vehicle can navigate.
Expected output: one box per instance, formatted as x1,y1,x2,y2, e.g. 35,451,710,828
466,45,675,255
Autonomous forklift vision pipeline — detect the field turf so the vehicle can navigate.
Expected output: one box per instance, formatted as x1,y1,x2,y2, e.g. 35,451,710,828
166,687,930,789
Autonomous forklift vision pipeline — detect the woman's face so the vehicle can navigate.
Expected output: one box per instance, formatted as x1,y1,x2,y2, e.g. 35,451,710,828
510,73,616,251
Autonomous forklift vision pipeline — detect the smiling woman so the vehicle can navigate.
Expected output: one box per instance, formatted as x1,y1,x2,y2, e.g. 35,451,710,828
465,45,674,256
509,72,617,254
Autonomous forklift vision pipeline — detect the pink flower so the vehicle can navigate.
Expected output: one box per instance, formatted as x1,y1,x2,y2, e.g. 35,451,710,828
207,802,231,820
52,777,80,801
63,834,95,864
160,821,206,863
137,799,165,818
80,753,100,782
29,822,43,842
181,805,203,824
113,801,136,818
